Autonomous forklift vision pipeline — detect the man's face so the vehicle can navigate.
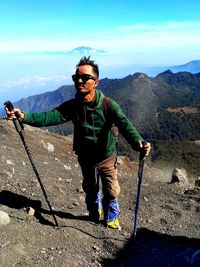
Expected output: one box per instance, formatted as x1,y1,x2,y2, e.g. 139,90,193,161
73,65,99,96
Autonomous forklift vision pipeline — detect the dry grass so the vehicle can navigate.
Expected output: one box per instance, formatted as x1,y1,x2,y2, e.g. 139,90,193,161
167,107,199,114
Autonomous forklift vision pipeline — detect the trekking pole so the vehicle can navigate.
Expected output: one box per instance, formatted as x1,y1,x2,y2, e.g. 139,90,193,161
4,100,59,228
133,141,147,239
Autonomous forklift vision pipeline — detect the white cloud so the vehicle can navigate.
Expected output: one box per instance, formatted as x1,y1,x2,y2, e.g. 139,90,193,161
0,39,77,53
1,21,200,55
0,74,66,89
91,22,200,53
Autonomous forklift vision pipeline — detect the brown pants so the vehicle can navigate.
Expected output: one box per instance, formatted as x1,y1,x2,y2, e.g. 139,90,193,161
79,155,121,200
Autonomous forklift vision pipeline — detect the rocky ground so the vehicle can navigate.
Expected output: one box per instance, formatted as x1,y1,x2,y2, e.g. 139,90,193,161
0,119,200,267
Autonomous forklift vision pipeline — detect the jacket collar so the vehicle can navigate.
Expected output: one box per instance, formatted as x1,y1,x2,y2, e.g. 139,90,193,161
75,89,105,110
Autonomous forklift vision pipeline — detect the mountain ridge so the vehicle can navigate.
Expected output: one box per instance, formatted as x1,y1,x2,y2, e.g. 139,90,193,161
170,60,200,73
14,70,200,112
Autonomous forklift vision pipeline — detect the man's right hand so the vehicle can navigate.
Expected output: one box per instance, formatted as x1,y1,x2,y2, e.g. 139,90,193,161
5,107,25,121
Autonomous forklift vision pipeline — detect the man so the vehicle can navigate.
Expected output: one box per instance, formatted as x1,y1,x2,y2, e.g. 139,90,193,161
5,57,151,230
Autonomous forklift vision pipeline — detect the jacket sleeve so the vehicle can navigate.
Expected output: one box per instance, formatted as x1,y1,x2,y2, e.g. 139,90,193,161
23,109,66,127
109,99,143,149
23,99,75,127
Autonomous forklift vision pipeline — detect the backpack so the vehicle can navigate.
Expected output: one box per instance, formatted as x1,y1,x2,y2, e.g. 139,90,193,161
103,97,119,144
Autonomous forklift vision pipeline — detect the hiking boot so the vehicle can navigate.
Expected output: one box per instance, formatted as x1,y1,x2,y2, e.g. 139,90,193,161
107,218,122,230
89,209,103,222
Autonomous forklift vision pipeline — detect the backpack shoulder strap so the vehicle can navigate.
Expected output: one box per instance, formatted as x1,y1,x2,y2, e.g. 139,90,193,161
103,97,119,142
103,97,111,118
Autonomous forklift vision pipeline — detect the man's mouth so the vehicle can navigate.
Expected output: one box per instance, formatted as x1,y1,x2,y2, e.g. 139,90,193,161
77,84,84,89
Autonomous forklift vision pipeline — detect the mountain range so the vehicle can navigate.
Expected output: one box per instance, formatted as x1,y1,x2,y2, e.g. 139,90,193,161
10,70,200,177
139,60,200,76
169,60,200,73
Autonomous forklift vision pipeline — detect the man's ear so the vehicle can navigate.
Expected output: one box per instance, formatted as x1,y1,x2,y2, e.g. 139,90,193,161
94,79,99,87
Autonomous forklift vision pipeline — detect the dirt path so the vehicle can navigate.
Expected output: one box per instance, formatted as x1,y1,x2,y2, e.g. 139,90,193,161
0,120,199,266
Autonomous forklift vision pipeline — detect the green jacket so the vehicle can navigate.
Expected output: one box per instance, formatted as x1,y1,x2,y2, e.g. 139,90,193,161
24,89,143,163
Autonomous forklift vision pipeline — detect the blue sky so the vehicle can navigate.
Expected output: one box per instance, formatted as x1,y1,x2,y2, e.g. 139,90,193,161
1,0,200,104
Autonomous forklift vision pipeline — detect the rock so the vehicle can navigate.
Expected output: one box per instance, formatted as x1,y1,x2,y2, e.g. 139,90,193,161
117,157,123,165
5,171,13,179
72,202,79,206
64,164,71,170
93,245,100,252
0,210,10,225
171,168,189,187
6,159,14,165
40,140,54,153
194,177,200,187
27,207,35,216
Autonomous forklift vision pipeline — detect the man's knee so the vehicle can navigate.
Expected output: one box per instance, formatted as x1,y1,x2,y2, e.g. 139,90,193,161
109,186,121,199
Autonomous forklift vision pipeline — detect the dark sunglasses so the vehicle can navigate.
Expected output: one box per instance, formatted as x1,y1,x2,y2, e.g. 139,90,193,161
72,74,96,83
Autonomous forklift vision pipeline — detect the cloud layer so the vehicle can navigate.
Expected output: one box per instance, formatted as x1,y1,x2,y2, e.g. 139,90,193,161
1,22,200,57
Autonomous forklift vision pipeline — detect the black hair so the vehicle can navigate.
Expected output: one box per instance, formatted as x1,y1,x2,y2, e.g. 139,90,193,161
76,56,99,78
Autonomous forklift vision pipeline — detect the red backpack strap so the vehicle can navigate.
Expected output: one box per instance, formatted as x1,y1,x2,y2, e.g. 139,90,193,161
103,97,111,118
103,97,119,142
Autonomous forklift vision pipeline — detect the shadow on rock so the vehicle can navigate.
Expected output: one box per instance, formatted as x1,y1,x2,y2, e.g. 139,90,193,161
0,190,56,226
102,228,200,267
0,190,93,227
0,190,42,211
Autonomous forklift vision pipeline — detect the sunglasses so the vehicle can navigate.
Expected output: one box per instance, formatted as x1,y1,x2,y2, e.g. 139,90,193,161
72,74,96,83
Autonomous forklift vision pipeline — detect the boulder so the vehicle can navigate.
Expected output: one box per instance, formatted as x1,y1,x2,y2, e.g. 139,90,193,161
0,210,10,225
171,168,189,187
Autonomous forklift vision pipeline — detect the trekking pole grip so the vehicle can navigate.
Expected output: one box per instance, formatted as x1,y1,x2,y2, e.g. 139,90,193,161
4,100,14,111
4,100,24,133
139,140,147,161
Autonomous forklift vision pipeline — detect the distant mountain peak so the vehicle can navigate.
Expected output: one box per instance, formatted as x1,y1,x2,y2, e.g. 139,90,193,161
132,72,149,79
68,46,106,56
161,70,174,75
185,60,200,65
170,60,200,73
